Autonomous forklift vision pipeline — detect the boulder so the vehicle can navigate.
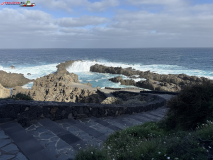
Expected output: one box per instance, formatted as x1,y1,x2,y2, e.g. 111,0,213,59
10,65,15,69
109,76,123,83
109,76,136,86
136,79,158,90
0,83,11,98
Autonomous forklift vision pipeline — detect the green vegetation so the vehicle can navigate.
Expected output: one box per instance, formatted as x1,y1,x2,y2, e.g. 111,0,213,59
0,93,33,101
72,81,213,160
161,81,213,131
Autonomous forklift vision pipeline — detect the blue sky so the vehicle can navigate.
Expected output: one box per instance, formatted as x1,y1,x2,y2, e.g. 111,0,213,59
1,0,213,48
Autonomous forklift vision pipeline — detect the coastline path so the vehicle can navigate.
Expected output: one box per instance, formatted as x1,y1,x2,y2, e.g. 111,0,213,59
0,86,174,160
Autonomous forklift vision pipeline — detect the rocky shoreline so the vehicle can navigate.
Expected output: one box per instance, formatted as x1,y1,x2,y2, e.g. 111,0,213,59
1,59,212,101
90,64,213,92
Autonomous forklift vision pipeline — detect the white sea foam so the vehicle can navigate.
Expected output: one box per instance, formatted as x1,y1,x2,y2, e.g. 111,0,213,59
22,82,33,89
67,60,213,80
1,59,213,90
1,63,58,80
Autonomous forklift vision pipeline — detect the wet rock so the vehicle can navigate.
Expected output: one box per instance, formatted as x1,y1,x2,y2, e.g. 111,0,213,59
10,65,15,69
109,76,136,86
91,64,213,92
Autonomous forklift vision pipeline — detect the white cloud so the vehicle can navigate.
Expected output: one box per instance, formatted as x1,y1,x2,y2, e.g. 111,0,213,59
1,1,213,48
127,0,186,6
56,16,109,27
88,0,119,12
33,0,118,12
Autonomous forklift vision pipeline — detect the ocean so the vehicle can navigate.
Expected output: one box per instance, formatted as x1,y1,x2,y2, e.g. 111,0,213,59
0,48,213,89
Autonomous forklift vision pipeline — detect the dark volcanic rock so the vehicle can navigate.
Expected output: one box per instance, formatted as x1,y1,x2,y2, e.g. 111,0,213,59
10,65,15,69
90,64,141,76
91,64,213,92
109,76,136,86
136,79,181,92
0,70,31,88
109,76,123,83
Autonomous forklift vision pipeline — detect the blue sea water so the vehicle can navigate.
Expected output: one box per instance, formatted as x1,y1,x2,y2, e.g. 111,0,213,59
0,48,213,89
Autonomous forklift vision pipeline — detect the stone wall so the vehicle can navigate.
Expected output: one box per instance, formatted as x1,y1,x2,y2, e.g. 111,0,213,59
0,93,166,127
140,91,179,95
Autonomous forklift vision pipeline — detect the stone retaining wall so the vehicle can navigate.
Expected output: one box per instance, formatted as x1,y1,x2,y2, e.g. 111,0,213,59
140,91,179,95
105,87,143,90
0,93,166,127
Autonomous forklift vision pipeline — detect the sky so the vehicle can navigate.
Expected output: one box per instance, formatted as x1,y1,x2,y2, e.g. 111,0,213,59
0,0,213,48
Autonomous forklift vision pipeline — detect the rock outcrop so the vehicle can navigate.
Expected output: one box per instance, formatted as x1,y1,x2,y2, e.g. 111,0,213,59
109,76,136,86
109,76,181,92
91,64,213,92
136,79,181,92
0,70,31,88
56,60,81,75
0,83,11,98
10,65,15,69
12,72,105,103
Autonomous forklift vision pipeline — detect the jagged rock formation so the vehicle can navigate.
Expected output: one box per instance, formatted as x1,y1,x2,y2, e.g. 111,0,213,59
12,73,105,103
0,70,31,88
109,76,136,86
56,60,81,75
0,83,11,98
91,64,212,92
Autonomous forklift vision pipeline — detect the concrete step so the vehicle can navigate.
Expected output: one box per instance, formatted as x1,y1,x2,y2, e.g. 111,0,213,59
0,121,57,160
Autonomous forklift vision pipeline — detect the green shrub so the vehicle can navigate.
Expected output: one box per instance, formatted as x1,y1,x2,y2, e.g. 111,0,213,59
12,93,33,100
73,122,213,160
163,81,213,131
74,146,110,160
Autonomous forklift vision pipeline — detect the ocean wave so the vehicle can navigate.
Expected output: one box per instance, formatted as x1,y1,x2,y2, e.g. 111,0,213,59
0,63,58,80
66,60,213,80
